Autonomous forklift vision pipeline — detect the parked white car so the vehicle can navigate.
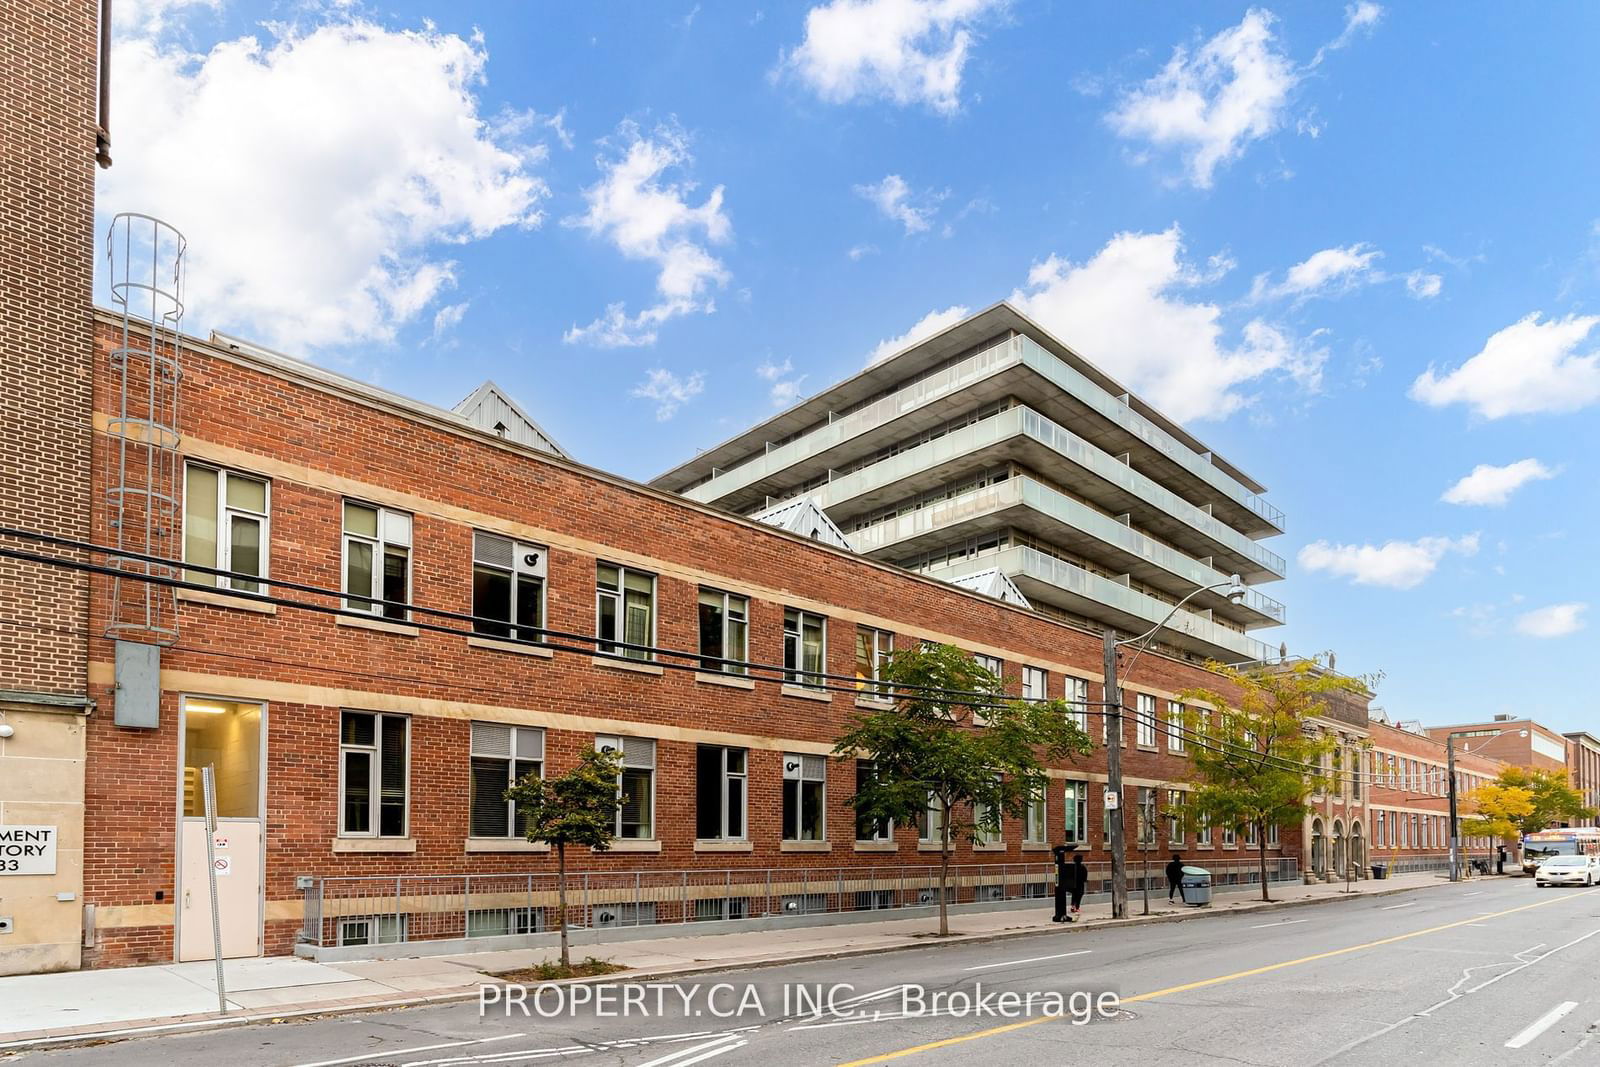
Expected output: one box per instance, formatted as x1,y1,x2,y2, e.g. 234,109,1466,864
1534,854,1600,887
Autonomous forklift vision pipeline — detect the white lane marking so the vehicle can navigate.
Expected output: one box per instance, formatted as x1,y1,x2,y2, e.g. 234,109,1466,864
290,1034,524,1067
962,949,1092,972
1250,919,1309,929
636,1035,745,1067
1506,1001,1580,1049
828,984,910,1008
409,1029,759,1067
1462,892,1483,897
1381,901,1417,910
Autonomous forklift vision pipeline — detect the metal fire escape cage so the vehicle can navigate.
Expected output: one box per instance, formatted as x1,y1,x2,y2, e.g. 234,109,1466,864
104,214,185,726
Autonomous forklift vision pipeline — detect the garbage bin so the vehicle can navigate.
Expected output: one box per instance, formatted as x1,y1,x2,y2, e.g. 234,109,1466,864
1179,865,1211,907
1370,863,1388,880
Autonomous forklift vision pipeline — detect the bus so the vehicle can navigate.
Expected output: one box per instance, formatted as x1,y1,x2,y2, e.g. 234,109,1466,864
1521,828,1600,875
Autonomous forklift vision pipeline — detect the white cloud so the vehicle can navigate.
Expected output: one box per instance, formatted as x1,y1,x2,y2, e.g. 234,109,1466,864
755,357,793,381
1108,9,1298,189
1405,270,1442,299
102,18,549,351
1314,2,1384,64
1441,459,1556,507
632,368,705,420
854,174,937,234
1009,226,1325,421
1252,243,1381,301
429,301,468,343
565,122,731,347
114,0,219,35
778,0,1003,114
1515,602,1587,638
1410,312,1600,418
1297,533,1479,590
756,358,807,405
847,243,880,261
867,304,970,364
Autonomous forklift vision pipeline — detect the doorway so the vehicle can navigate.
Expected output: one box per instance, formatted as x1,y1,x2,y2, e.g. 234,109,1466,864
176,697,265,962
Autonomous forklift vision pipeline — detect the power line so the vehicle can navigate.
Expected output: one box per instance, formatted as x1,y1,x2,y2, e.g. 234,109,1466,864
0,525,1477,798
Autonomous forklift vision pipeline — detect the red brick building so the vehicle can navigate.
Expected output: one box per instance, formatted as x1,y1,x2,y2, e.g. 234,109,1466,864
1425,716,1569,774
0,0,1324,976
1368,718,1505,871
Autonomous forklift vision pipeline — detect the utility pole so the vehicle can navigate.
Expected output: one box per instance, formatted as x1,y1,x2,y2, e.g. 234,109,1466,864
1104,628,1127,920
1447,734,1461,882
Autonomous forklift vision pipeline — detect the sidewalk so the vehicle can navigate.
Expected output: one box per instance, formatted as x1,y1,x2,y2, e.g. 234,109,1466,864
0,871,1466,1049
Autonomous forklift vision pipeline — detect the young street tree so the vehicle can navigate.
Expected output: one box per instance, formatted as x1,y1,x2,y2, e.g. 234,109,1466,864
1466,767,1594,844
507,747,623,971
1459,781,1535,853
834,642,1093,936
1179,660,1368,901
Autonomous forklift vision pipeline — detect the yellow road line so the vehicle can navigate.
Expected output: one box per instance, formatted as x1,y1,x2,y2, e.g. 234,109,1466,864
836,888,1596,1066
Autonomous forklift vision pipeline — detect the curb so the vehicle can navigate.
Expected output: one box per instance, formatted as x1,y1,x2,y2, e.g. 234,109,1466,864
0,876,1469,1052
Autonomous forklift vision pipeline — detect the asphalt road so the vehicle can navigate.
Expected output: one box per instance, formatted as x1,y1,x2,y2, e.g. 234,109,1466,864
11,878,1600,1067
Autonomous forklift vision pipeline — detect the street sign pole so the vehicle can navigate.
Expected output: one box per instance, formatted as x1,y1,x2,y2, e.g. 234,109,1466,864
202,765,228,1013
1104,628,1127,920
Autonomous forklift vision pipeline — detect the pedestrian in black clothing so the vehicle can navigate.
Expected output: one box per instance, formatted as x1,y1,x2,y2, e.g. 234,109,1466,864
1052,845,1074,922
1166,853,1185,903
1069,852,1087,915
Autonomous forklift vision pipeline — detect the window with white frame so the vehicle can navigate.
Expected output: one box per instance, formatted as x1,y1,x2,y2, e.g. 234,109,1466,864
343,502,411,619
782,753,826,841
1136,786,1158,846
1166,789,1185,845
184,464,269,592
1022,666,1048,702
696,745,747,840
784,609,827,688
1023,787,1047,845
340,710,409,837
1245,819,1260,847
1066,676,1090,734
1136,694,1157,748
1267,821,1280,848
338,914,405,946
855,626,893,697
974,786,1001,846
1063,780,1088,846
472,533,546,642
972,653,1003,683
698,588,748,674
1221,823,1237,848
469,722,544,838
597,564,655,660
1195,809,1213,848
919,794,946,844
597,735,656,839
1168,701,1186,752
855,760,891,841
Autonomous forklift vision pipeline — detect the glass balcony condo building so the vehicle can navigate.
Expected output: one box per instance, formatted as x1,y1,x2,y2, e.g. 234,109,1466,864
651,303,1285,663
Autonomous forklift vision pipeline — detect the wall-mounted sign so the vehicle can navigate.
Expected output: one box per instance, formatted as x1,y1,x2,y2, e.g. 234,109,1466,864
0,825,57,875
213,856,232,877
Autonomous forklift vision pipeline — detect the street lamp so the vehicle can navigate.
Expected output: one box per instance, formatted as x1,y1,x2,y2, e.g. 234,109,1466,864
1104,574,1246,920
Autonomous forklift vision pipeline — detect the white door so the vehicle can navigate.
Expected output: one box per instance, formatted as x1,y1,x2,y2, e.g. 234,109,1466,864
177,698,265,961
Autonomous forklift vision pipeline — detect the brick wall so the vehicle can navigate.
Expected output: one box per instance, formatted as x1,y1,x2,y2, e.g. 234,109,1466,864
1368,720,1503,862
0,0,98,697
76,318,1303,965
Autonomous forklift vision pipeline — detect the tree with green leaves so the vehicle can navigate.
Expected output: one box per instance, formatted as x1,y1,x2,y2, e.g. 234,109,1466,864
1179,660,1368,901
1460,781,1534,851
833,642,1092,936
1471,767,1594,840
507,747,623,970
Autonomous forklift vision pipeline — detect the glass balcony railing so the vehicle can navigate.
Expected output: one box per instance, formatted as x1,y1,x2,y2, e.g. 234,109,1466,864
927,546,1278,663
1014,336,1284,531
691,332,1283,535
850,476,1285,625
790,404,1286,578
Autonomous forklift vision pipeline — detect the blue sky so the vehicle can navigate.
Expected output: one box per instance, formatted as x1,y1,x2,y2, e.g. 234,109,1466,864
100,1,1600,733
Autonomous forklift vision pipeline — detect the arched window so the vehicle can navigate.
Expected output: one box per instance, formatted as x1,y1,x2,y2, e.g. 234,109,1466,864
1311,818,1326,874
